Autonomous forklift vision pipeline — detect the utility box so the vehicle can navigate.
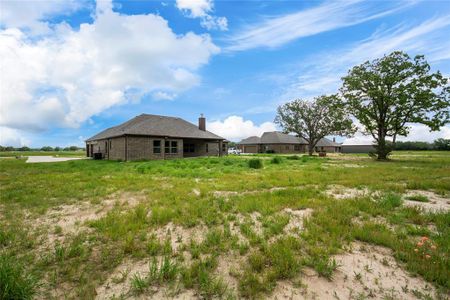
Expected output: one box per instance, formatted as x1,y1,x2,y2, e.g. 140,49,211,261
93,153,103,160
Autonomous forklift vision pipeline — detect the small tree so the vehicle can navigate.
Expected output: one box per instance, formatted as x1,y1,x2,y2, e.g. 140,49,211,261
275,95,356,155
341,51,450,160
40,146,53,151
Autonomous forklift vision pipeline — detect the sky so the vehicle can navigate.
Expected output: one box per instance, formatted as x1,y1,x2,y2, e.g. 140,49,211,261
1,0,450,147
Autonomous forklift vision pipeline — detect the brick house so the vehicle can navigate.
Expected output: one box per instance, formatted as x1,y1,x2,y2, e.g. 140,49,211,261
86,114,227,161
237,131,341,153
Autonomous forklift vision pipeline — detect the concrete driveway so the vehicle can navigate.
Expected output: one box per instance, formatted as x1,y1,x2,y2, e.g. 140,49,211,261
26,156,86,163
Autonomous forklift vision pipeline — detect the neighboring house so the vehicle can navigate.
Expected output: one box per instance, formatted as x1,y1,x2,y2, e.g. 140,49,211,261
341,144,376,153
237,132,341,154
314,137,342,153
86,114,227,161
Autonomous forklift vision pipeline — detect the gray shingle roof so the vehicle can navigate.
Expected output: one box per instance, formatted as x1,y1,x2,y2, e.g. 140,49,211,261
86,114,225,141
238,136,261,145
261,132,307,144
315,137,341,147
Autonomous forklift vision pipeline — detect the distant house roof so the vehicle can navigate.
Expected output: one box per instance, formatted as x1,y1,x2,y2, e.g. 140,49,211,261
238,132,344,146
238,136,261,145
315,137,341,147
86,114,225,142
261,132,307,144
238,132,307,145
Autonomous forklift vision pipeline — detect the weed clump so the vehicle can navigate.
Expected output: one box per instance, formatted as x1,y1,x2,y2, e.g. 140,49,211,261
0,254,37,300
248,158,263,169
271,157,283,164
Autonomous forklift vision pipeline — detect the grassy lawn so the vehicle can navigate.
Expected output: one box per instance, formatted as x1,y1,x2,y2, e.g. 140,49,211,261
0,151,449,299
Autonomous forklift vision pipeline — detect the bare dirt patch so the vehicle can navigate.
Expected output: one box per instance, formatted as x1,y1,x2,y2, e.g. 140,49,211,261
403,190,450,212
326,185,377,200
32,192,146,249
283,208,313,234
152,222,208,251
271,242,437,300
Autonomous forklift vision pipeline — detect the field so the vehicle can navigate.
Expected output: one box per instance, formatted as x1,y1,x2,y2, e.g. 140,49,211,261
0,151,449,299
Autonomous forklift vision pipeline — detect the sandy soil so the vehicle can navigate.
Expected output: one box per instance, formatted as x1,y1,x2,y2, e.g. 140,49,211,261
403,190,450,212
283,208,313,235
325,185,377,200
270,242,437,300
32,192,145,250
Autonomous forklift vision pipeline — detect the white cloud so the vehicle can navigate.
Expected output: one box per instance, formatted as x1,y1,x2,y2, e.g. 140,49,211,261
0,1,219,133
152,91,177,101
279,15,450,101
226,0,410,51
0,127,30,147
0,0,86,35
176,0,228,31
207,115,277,141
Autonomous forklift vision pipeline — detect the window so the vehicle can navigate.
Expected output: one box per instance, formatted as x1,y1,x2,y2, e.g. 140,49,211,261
184,143,195,153
105,141,108,153
171,141,178,153
206,143,209,153
109,140,112,149
285,145,290,150
222,143,226,152
294,145,300,151
153,140,161,154
164,140,177,154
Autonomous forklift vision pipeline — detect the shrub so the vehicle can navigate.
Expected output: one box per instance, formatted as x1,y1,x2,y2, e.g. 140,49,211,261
265,150,275,154
248,159,263,169
0,255,37,300
286,155,300,160
271,157,283,164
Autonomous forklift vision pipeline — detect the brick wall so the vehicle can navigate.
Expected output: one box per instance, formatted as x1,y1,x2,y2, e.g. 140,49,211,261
126,136,183,161
109,137,126,160
265,144,306,154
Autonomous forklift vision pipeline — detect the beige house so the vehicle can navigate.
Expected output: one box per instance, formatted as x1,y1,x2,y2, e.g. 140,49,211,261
237,132,341,154
86,114,227,161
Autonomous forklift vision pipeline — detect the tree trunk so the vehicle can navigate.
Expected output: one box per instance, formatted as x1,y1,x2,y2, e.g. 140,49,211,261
376,131,389,160
308,143,314,156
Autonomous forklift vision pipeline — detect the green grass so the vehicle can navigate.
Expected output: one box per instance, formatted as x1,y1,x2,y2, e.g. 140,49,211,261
0,254,37,300
406,194,429,202
0,151,449,298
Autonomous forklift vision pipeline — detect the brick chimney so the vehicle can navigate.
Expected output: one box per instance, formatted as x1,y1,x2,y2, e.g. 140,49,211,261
198,114,206,131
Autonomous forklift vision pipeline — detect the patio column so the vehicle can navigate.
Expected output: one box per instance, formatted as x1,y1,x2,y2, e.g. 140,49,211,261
219,140,223,157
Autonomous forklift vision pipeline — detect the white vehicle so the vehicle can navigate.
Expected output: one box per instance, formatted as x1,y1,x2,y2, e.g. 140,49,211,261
227,148,241,155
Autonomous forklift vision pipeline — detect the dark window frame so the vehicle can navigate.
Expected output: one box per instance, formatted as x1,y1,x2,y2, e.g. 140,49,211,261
153,140,161,154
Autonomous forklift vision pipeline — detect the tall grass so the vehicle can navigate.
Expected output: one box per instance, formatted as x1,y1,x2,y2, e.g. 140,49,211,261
0,255,37,300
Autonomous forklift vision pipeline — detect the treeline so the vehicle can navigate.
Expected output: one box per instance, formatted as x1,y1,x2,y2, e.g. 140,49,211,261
392,138,450,151
0,146,85,152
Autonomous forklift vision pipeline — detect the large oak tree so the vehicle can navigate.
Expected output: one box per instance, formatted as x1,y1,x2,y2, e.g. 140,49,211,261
275,95,355,155
341,51,450,160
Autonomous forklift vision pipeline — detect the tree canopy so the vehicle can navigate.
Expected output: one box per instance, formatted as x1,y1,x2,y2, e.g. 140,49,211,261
341,51,450,159
275,94,355,155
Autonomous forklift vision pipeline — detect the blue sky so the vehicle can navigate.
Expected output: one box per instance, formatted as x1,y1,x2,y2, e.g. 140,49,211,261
1,0,450,147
